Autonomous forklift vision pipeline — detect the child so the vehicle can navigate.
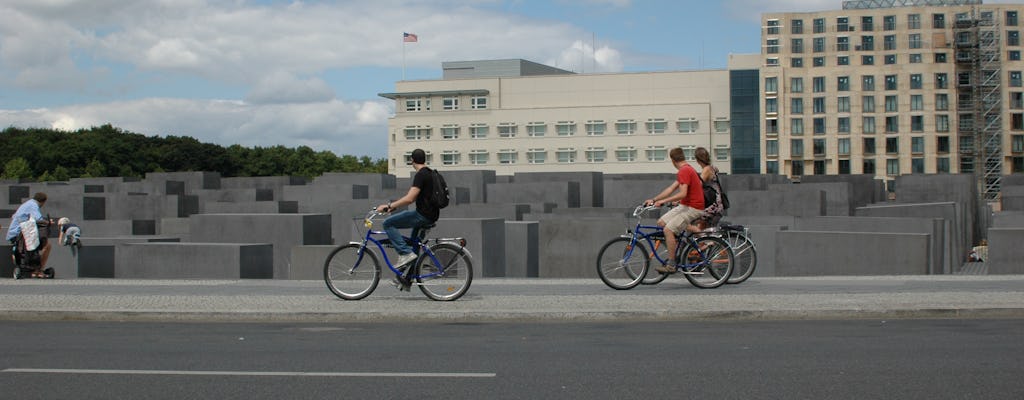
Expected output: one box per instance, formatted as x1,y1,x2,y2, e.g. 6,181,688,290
57,217,82,257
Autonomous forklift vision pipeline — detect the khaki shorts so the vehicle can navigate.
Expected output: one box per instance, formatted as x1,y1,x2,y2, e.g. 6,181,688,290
660,205,703,233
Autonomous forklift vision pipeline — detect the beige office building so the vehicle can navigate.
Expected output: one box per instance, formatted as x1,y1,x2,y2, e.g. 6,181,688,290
380,59,738,176
761,0,1024,199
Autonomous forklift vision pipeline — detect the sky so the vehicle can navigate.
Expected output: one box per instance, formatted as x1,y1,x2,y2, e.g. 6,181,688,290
0,0,1015,159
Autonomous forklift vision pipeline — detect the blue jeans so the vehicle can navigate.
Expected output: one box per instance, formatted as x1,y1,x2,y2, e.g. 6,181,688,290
382,210,430,256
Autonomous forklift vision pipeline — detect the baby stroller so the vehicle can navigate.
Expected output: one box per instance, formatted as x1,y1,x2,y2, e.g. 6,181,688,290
11,217,54,280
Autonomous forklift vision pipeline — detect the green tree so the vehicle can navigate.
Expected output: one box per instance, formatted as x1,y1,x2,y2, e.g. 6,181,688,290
2,157,33,180
83,158,106,178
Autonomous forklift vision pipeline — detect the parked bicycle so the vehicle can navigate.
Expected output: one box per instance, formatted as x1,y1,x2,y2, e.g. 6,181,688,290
596,205,734,290
324,209,473,301
715,224,757,284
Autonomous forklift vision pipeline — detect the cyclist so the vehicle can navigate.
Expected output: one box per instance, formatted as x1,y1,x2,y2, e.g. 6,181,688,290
6,192,53,277
644,147,704,274
375,148,439,289
695,147,726,229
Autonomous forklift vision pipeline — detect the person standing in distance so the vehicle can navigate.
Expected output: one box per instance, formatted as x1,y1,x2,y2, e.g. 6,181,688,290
6,192,53,277
375,148,439,289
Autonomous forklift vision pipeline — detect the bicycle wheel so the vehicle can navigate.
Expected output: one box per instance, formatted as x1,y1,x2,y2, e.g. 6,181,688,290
416,243,473,301
725,232,758,284
596,237,648,290
682,236,733,289
640,237,670,285
324,244,381,300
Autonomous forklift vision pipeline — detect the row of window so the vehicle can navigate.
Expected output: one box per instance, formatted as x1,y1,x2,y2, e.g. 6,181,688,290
765,10,1018,36
767,158,942,176
767,51,1024,67
766,72,1022,95
400,119,728,140
404,96,488,112
767,114,952,135
767,135,1024,160
769,94,956,115
403,147,732,166
766,31,1022,55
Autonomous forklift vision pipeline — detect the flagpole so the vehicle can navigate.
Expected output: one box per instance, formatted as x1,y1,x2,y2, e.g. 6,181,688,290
402,39,407,81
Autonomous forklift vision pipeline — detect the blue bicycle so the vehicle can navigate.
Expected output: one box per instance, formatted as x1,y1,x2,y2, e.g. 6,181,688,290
596,205,734,290
324,209,473,301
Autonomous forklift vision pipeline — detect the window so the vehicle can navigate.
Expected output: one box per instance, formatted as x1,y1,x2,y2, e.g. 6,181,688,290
585,147,606,163
838,117,850,133
715,149,730,161
862,75,875,91
838,97,851,113
837,76,850,91
837,17,849,32
910,74,923,90
557,148,577,163
498,123,517,138
814,139,826,156
861,35,875,51
792,19,804,34
837,36,850,52
498,149,517,164
766,57,779,66
527,149,546,164
441,151,460,166
792,38,804,53
767,160,779,174
884,54,897,65
814,18,825,33
884,34,896,50
936,94,949,111
615,120,636,135
792,160,805,176
861,16,874,31
1013,135,1024,153
934,53,948,63
1012,31,1022,47
791,58,804,67
766,118,779,134
1011,71,1022,87
1010,51,1021,61
911,116,924,132
813,57,825,67
469,150,488,165
557,121,576,136
766,139,779,156
864,96,876,113
441,125,460,139
887,159,900,176
909,34,922,49
958,72,971,87
791,139,805,156
1009,11,1019,27
886,137,899,154
839,159,851,174
442,97,459,111
470,96,487,110
645,119,666,134
814,160,826,175
884,15,896,30
766,39,779,54
933,13,945,29
470,124,488,139
715,120,730,133
937,157,950,173
886,116,899,133
863,116,876,134
792,98,804,114
885,95,899,112
839,138,851,155
813,76,825,93
864,159,876,174
813,97,826,114
910,54,923,63
766,98,779,114
586,120,606,136
404,126,431,140
527,122,547,137
767,19,780,35
1013,92,1024,109
616,147,638,162
933,113,948,132
646,146,667,161
814,117,826,135
814,37,825,52
937,136,951,153
837,56,849,66
765,77,778,93
677,119,699,133
864,137,876,154
911,136,925,154
908,14,921,29
405,98,429,112
862,55,875,65
911,95,923,111
936,73,949,89
791,118,804,135
791,77,804,92
885,75,897,90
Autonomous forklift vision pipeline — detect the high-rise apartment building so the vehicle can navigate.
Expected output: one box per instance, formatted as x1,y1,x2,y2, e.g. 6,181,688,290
761,0,1024,199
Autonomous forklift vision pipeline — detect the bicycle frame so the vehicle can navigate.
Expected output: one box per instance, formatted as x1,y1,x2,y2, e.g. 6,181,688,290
351,210,463,280
624,206,715,270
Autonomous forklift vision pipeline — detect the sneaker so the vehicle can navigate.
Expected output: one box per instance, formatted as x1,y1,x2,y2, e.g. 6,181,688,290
655,263,677,274
390,275,412,291
395,252,418,267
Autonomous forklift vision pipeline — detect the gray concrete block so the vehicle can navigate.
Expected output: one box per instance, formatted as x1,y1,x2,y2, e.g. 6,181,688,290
160,218,191,239
742,225,787,277
992,211,1024,228
428,218,506,278
144,171,222,192
444,203,531,221
282,184,372,212
603,179,672,209
793,216,949,274
116,242,272,279
856,202,966,268
1001,185,1024,212
76,236,182,278
188,213,332,279
775,231,930,276
772,182,854,216
288,245,335,280
204,201,298,214
513,172,604,208
536,217,632,278
436,170,496,204
986,227,1024,274
505,221,539,277
486,182,580,209
727,189,826,217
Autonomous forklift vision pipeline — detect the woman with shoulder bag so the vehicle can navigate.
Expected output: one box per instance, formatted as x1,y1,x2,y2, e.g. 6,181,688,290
695,147,726,230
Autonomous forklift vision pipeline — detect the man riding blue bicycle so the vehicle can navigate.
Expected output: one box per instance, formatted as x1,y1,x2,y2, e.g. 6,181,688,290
644,147,705,274
375,148,439,290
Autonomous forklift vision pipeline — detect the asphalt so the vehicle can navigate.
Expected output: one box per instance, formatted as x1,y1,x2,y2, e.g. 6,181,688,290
2,275,1023,323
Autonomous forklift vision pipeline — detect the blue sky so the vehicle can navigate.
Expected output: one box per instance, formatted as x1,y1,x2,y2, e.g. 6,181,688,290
0,0,984,159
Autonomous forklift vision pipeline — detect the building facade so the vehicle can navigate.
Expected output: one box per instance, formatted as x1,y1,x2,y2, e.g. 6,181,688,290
760,0,1024,198
380,59,740,176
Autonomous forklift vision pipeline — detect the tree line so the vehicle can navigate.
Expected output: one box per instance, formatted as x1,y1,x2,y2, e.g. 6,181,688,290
0,125,386,181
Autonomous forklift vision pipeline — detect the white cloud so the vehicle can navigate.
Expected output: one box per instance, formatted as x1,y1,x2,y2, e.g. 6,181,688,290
245,71,336,105
550,40,625,73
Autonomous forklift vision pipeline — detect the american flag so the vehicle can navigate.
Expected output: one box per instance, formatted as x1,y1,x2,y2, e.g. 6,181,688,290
403,32,418,43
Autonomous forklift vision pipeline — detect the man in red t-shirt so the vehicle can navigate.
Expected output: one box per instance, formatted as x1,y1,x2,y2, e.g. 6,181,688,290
644,147,705,274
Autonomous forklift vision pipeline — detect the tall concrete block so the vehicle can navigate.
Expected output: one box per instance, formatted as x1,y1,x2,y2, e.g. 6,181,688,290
288,245,336,280
116,242,272,279
775,231,930,276
993,211,1024,228
144,171,222,192
602,179,673,209
742,225,787,277
505,221,539,277
793,216,949,274
535,217,632,278
800,174,885,206
283,184,372,212
439,170,496,203
188,213,332,279
728,189,826,217
771,182,854,216
986,227,1024,274
856,202,965,268
513,172,604,207
428,218,506,278
486,182,580,209
77,236,182,278
1001,186,1024,212
895,174,979,244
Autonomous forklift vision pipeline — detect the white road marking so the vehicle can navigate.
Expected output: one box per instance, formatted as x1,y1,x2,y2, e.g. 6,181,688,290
2,368,495,378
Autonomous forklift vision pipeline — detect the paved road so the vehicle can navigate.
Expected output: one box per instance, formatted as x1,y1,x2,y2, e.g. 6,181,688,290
2,275,1024,322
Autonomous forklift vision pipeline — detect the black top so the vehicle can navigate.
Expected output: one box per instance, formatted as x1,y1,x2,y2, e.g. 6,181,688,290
412,167,439,222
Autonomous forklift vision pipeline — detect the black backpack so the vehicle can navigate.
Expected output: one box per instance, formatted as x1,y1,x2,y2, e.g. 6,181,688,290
428,168,450,209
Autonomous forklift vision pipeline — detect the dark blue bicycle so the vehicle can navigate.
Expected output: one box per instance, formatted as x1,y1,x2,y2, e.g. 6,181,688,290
324,209,473,301
596,205,734,290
